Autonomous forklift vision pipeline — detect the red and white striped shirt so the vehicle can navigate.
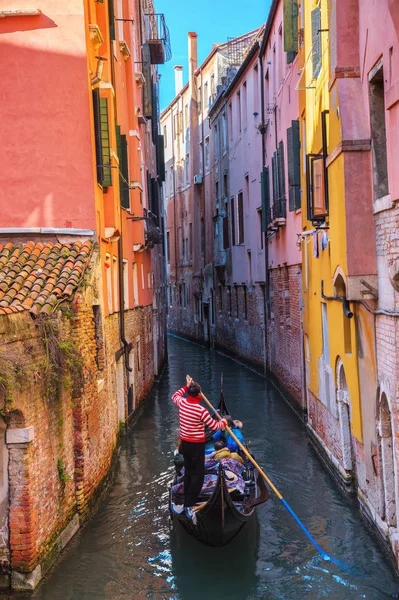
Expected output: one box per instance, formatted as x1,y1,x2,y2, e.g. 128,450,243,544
172,385,225,443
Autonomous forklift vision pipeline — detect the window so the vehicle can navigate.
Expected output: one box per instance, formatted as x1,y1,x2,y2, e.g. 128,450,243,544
271,143,287,220
185,153,190,186
228,103,233,140
179,111,183,135
199,141,203,174
205,137,210,172
106,254,113,313
253,63,259,113
230,196,236,245
242,82,247,129
184,104,189,128
223,211,229,249
215,181,219,205
113,256,118,311
245,174,249,212
204,82,208,111
369,63,388,200
92,90,112,187
174,114,177,138
210,73,215,100
287,120,301,211
214,124,219,160
237,91,242,133
141,263,145,289
222,112,227,152
237,191,244,244
306,111,329,221
261,166,270,230
243,285,248,319
132,262,139,306
189,223,192,260
116,126,129,209
123,260,129,308
166,231,170,263
312,6,322,79
223,173,228,199
163,125,167,148
198,85,202,113
108,0,115,40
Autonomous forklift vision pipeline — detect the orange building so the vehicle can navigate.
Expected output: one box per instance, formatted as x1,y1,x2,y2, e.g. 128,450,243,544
0,0,168,588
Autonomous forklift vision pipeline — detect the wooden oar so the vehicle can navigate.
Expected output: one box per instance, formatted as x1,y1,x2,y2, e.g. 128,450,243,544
200,390,351,572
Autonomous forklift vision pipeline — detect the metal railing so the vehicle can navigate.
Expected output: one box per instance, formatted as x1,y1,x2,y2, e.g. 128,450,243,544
144,13,172,63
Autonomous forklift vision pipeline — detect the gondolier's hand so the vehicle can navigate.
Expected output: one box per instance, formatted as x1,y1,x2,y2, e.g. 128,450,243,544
220,418,227,430
186,374,194,386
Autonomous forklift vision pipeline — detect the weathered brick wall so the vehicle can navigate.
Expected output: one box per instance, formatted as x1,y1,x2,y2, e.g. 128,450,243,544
268,265,302,405
214,284,266,371
307,389,342,463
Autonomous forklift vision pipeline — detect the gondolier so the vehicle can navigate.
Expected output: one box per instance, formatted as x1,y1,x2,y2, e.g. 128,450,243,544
171,375,227,519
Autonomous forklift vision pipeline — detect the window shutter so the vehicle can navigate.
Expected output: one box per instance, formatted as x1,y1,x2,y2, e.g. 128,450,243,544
151,81,158,144
147,170,152,208
151,177,159,218
99,97,112,187
272,152,278,204
108,0,115,41
92,89,104,185
283,0,298,53
230,197,236,246
311,7,321,79
261,167,270,232
142,43,153,118
157,135,165,181
120,134,130,209
287,120,301,211
278,141,286,199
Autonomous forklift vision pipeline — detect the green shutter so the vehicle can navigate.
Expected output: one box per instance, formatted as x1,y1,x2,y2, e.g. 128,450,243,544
120,134,130,209
287,51,296,64
99,97,112,188
261,167,270,232
312,7,321,79
278,141,286,199
287,120,301,211
157,135,165,181
142,44,153,119
92,89,104,185
108,0,115,41
283,0,298,53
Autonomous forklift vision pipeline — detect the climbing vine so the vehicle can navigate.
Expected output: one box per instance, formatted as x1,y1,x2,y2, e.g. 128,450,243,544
0,343,28,408
35,314,84,402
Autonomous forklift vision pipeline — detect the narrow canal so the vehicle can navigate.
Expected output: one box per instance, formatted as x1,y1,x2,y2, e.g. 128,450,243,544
9,336,399,599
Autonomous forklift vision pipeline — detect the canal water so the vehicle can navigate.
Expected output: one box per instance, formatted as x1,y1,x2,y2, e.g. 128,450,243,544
6,336,399,599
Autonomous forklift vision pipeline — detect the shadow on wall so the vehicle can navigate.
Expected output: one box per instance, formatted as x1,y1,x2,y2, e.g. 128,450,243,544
0,12,57,35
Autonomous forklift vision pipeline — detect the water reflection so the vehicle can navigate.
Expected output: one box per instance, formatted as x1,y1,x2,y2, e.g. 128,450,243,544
1,335,398,599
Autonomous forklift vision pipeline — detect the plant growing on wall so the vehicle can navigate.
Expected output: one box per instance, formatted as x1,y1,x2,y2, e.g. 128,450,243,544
36,314,84,402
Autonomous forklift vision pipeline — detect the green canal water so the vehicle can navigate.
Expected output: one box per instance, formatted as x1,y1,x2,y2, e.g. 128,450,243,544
7,336,399,599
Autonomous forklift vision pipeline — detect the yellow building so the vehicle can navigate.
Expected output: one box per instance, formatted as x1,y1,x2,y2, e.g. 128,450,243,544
298,0,378,491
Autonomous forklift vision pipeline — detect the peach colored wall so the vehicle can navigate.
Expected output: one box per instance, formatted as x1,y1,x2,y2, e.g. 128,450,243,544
0,2,96,230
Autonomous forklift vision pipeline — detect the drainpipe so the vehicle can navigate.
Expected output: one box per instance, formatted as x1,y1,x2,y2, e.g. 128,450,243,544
259,52,270,376
118,233,133,374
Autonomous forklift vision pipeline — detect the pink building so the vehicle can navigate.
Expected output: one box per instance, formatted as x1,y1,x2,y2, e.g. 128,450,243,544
259,0,303,405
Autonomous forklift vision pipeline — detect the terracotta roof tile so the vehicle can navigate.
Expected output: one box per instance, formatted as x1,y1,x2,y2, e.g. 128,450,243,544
0,241,94,317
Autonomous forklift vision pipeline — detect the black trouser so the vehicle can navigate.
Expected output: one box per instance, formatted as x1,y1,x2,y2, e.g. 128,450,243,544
181,440,205,507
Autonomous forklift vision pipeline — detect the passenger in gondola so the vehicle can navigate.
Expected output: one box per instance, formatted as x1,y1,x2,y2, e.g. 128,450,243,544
171,375,227,520
213,416,245,453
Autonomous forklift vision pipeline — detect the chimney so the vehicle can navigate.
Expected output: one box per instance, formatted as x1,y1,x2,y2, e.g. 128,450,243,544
174,65,183,96
188,32,198,82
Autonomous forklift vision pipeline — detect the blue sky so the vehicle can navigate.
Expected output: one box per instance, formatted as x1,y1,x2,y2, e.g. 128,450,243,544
156,0,272,110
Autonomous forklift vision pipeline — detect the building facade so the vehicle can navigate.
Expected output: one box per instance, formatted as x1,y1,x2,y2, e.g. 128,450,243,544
162,31,261,346
0,0,167,588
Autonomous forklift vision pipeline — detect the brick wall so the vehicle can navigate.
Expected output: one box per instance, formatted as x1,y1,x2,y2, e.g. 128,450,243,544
214,283,266,371
268,265,302,406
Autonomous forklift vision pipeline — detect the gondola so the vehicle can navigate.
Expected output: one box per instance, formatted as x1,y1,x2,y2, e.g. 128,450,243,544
169,375,269,546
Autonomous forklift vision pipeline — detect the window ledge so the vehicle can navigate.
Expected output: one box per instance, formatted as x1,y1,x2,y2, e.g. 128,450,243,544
89,24,104,49
373,194,392,214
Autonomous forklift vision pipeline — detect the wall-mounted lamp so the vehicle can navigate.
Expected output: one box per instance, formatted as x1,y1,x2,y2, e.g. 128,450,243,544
91,56,107,85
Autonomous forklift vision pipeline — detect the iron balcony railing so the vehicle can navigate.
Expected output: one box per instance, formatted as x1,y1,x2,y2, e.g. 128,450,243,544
144,13,172,64
267,196,287,228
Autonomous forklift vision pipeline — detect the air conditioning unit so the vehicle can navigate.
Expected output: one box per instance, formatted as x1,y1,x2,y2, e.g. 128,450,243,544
194,174,203,185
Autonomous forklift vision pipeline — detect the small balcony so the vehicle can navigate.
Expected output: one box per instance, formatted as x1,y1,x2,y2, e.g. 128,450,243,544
144,13,172,64
267,197,287,230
